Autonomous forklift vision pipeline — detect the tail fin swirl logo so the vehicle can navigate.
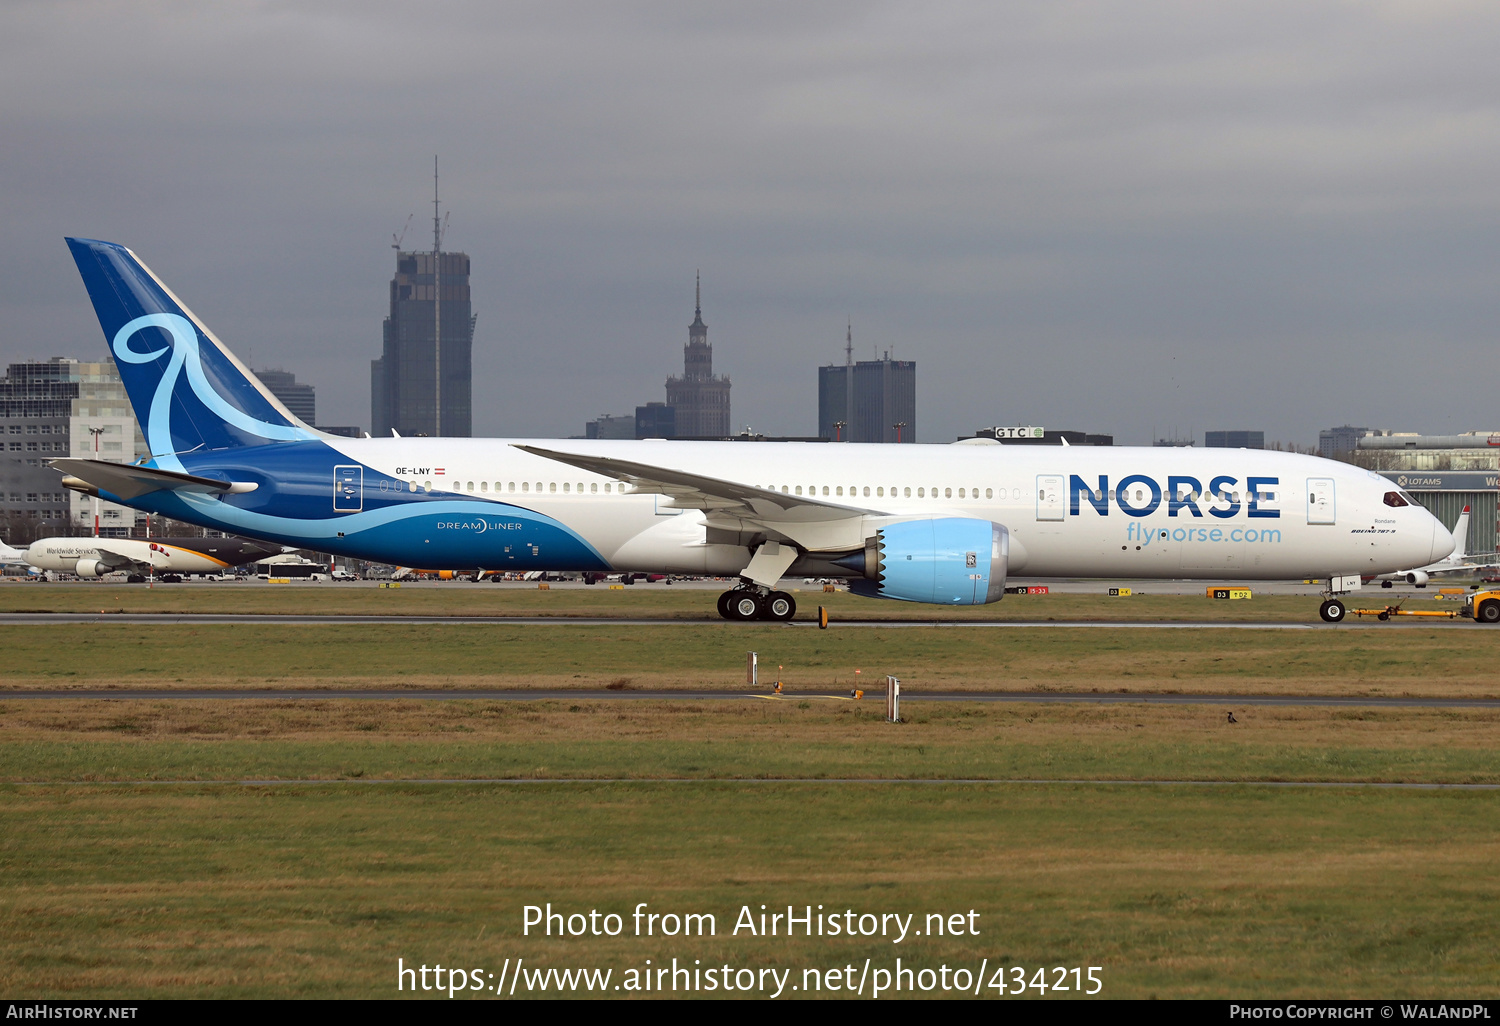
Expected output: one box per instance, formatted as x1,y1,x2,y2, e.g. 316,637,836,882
111,313,316,471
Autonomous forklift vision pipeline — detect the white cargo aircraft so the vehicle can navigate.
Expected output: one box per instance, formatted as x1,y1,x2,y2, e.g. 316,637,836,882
52,238,1457,623
12,535,286,580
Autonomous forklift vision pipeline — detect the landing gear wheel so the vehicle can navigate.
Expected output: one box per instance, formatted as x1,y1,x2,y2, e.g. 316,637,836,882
716,591,735,620
1478,600,1500,624
762,591,796,621
728,592,763,621
126,574,144,584
1319,598,1346,623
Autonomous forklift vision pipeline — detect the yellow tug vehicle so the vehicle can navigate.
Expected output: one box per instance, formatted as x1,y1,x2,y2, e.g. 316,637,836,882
1464,589,1500,624
1349,589,1500,623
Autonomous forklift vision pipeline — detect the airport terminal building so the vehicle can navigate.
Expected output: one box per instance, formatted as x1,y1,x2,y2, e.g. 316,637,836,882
1352,433,1500,556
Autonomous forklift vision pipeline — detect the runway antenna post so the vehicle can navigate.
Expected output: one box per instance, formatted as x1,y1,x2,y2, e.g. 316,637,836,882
746,652,757,689
886,676,901,723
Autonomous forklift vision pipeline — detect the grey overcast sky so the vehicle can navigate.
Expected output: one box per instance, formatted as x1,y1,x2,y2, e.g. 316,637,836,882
2,1,1498,445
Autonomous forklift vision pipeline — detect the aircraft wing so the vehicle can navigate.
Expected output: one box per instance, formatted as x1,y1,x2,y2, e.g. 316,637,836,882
1434,557,1500,575
50,458,259,502
513,445,877,523
90,547,149,573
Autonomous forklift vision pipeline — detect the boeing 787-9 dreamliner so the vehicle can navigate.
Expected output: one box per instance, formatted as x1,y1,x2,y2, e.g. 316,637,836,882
51,239,1456,624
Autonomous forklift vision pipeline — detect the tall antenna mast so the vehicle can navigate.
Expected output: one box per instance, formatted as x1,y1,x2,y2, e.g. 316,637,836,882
844,318,853,442
432,155,442,437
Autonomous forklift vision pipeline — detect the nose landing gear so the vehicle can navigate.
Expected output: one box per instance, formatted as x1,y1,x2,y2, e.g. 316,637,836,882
1318,598,1346,623
717,588,797,621
1317,575,1360,624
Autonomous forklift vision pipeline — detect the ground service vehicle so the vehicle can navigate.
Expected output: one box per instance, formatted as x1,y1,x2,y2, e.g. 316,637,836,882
1463,589,1500,624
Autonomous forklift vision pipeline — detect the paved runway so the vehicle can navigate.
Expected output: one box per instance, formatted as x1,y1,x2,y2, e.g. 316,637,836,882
5,688,1497,707
0,612,1486,629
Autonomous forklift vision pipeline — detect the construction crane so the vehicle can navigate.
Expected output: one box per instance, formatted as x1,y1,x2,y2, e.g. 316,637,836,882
391,214,413,250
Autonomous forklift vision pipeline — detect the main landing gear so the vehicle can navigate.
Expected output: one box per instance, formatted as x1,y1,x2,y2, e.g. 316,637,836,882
717,587,797,622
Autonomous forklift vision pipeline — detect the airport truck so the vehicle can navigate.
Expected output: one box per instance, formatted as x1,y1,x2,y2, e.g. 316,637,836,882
1462,589,1500,624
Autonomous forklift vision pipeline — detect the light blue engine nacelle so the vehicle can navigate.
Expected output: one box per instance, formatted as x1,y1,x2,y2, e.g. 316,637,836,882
844,517,1009,605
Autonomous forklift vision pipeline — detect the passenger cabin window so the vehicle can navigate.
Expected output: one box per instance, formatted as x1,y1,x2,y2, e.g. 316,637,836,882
1383,491,1409,508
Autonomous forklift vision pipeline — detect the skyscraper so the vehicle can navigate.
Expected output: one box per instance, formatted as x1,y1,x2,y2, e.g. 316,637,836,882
664,275,730,438
255,368,316,425
818,326,916,443
370,167,475,437
371,249,475,438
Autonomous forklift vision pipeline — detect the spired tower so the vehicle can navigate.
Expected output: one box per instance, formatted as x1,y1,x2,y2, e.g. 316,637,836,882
664,273,731,438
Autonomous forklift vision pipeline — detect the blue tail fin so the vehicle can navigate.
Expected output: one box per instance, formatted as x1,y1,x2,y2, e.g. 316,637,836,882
65,238,320,463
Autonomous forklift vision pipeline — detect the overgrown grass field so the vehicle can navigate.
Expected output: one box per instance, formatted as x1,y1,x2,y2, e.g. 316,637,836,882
0,621,1493,697
3,777,1498,998
4,698,1500,783
4,609,1498,998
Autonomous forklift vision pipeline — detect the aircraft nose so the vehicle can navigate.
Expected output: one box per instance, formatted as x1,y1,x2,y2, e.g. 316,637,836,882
1429,513,1456,564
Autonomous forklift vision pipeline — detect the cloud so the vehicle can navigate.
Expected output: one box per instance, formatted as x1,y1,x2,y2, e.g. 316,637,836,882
2,0,1498,443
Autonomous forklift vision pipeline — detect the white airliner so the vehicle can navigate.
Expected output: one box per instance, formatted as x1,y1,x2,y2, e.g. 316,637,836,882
51,238,1458,623
3,535,286,579
1369,507,1499,587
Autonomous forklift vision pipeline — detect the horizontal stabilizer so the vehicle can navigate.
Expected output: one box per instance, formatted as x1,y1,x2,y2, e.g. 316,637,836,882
50,458,259,502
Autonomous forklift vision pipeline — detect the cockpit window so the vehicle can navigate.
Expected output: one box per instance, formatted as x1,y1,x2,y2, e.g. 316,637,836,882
1382,491,1409,508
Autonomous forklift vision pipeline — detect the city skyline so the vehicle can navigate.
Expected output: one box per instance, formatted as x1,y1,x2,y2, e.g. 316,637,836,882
4,5,1500,446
